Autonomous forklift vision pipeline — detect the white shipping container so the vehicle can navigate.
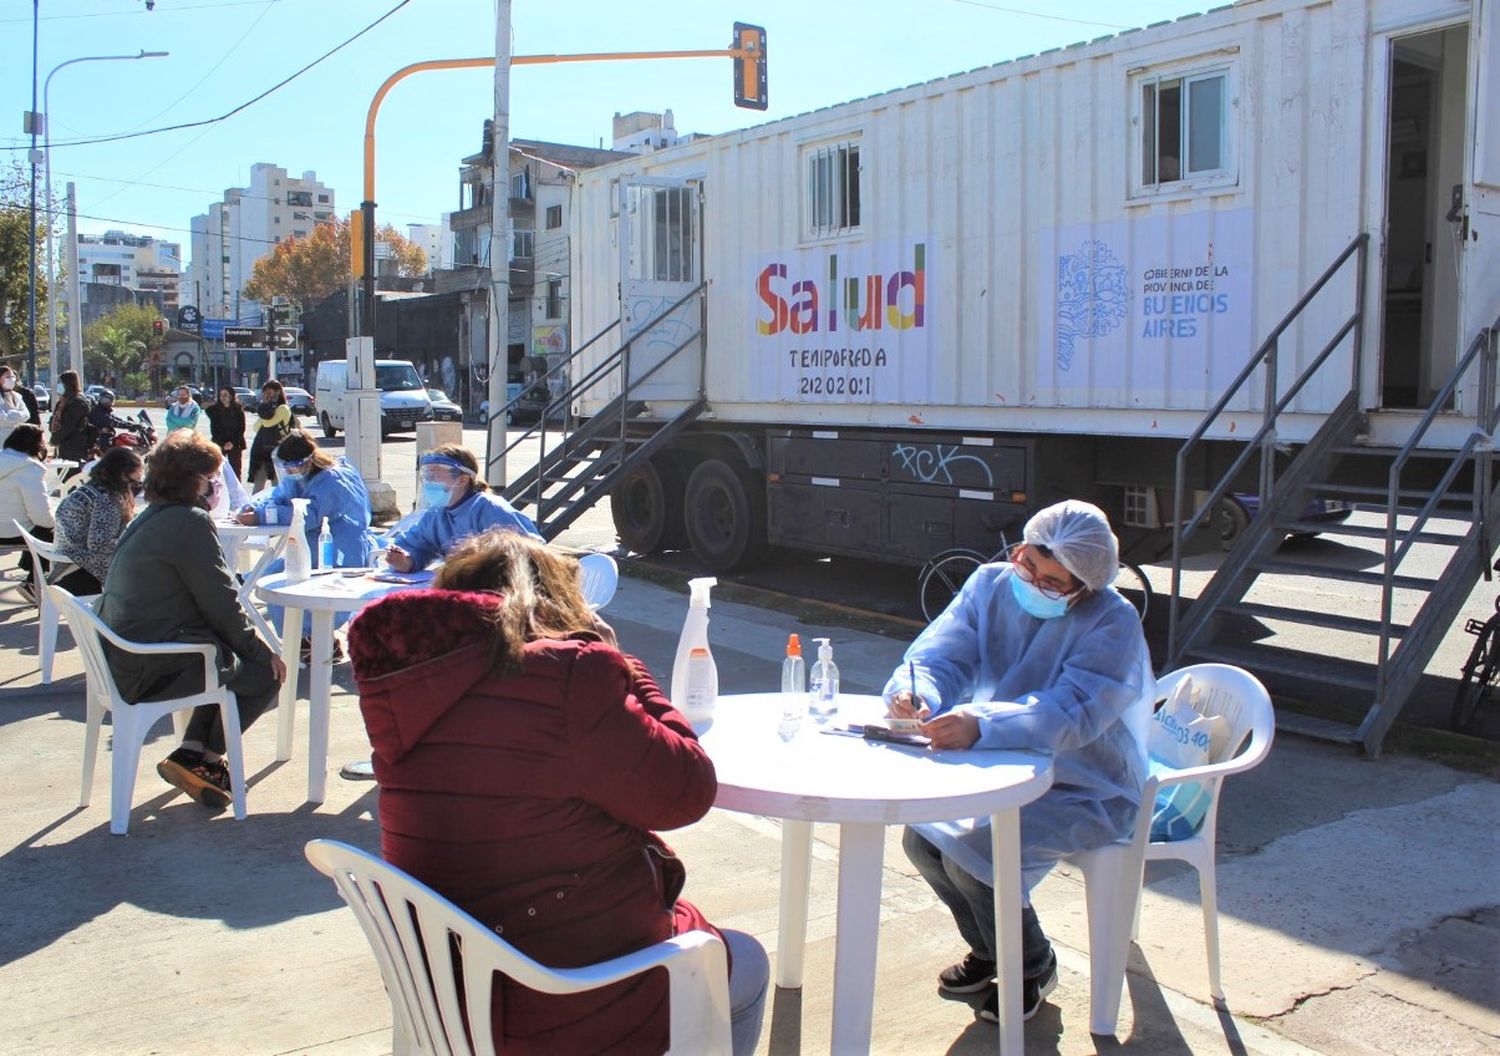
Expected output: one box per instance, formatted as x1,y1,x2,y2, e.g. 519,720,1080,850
574,0,1498,447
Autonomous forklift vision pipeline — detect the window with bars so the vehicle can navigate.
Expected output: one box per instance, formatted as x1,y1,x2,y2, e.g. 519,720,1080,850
804,140,862,238
1134,64,1233,194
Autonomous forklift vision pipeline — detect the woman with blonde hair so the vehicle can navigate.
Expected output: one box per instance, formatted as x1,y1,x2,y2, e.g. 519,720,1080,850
348,529,767,1054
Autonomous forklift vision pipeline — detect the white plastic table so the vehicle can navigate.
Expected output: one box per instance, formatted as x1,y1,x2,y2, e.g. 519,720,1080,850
255,568,430,803
698,693,1054,1056
43,459,79,495
215,520,290,649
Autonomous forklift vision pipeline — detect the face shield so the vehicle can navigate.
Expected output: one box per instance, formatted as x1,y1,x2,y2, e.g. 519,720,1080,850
418,454,474,509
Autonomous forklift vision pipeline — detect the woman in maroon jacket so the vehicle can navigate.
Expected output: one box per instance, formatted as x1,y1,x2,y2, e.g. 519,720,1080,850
348,528,767,1055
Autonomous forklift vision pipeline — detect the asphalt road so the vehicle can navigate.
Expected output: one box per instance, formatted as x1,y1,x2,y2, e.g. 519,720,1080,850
139,407,1499,744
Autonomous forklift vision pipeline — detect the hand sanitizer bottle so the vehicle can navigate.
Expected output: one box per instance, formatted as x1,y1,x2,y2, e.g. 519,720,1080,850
778,634,806,740
318,517,335,569
808,637,839,721
670,577,718,729
284,497,312,584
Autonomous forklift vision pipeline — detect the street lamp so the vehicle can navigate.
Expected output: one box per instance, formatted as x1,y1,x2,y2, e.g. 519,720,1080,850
41,49,169,385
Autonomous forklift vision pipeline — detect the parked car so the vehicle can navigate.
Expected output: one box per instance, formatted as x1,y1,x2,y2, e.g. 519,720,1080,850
31,385,49,413
314,358,433,436
284,386,316,416
161,385,209,410
84,384,111,402
1217,494,1353,550
426,388,463,423
234,386,257,404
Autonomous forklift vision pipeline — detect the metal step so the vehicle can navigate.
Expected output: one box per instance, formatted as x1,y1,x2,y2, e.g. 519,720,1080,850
1272,710,1362,745
1221,601,1410,637
1253,558,1438,590
1277,520,1468,545
1181,642,1377,692
1330,444,1464,459
1306,481,1476,504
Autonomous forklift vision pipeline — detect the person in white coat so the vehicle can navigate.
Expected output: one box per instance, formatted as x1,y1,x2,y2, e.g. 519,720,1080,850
0,366,32,448
0,424,57,599
884,500,1152,1026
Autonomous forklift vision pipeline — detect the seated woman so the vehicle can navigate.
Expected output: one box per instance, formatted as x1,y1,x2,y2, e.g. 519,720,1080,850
237,429,379,658
52,447,145,596
384,444,540,572
97,430,285,808
348,529,768,1055
0,423,56,599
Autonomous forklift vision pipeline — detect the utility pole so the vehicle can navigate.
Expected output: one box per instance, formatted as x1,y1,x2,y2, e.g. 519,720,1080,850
485,0,513,488
65,183,82,386
196,279,209,391
25,0,40,388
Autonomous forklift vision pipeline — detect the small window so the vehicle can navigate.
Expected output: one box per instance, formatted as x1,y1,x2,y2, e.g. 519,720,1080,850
804,140,861,238
545,204,563,229
1135,64,1233,194
511,229,534,260
317,194,329,203
511,169,531,200
545,279,562,319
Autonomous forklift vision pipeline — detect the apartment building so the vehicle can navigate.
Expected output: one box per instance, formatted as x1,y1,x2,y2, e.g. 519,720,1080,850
75,229,183,313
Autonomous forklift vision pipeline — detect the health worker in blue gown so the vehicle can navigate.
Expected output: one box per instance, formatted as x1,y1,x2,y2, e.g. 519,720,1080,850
884,499,1153,1027
384,444,541,572
236,429,380,651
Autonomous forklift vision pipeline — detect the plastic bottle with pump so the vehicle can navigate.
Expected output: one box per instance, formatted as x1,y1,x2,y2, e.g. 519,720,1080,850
808,637,840,721
318,517,335,569
284,497,312,584
670,577,718,729
778,634,806,740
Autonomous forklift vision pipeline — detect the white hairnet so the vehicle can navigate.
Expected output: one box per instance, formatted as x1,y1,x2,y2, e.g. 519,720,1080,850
1023,500,1119,591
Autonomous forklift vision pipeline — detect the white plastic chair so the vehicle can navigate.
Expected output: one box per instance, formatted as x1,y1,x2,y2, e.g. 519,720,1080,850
578,552,619,610
14,520,79,684
1066,662,1274,1035
49,586,248,835
304,839,732,1056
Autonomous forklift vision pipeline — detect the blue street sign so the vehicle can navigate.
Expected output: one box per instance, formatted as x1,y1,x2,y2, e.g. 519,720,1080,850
201,318,259,341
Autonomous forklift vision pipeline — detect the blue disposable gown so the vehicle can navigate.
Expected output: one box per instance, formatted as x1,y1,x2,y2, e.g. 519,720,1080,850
390,488,542,570
248,458,380,635
882,562,1153,895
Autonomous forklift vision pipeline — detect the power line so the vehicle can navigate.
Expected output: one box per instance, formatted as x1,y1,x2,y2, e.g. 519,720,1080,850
0,0,292,25
943,0,1131,31
1,0,413,151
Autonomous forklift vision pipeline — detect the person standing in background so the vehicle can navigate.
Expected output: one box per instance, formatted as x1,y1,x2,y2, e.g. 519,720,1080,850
48,370,92,464
0,366,31,447
246,379,292,492
165,385,203,433
206,386,248,482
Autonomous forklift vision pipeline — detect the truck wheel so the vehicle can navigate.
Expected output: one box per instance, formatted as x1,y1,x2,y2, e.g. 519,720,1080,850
683,458,766,572
321,411,338,439
611,457,685,554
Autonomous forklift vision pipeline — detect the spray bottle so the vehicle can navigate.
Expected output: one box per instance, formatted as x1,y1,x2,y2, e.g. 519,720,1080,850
808,637,840,721
318,517,335,569
670,577,718,727
284,497,312,584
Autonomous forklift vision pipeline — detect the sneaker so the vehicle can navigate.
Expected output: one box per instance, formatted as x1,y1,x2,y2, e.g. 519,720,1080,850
938,952,997,995
156,748,233,809
978,952,1058,1024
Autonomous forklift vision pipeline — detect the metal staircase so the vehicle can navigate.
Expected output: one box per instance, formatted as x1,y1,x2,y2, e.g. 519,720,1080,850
1168,233,1500,754
483,283,709,539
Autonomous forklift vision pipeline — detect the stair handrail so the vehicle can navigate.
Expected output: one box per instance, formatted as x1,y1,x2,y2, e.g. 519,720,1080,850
1377,310,1500,692
484,282,707,481
1169,233,1369,660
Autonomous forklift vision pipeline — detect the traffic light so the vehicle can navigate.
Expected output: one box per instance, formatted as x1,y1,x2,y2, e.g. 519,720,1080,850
152,318,164,335
350,209,367,280
733,23,767,111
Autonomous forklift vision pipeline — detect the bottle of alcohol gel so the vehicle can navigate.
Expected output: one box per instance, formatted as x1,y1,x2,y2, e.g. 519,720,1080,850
284,497,312,584
778,634,807,740
670,577,718,728
808,637,840,721
318,517,335,569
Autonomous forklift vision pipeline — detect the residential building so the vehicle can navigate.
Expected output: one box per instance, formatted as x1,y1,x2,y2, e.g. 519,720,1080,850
611,109,683,152
442,127,632,404
75,229,182,313
407,221,452,275
186,163,336,323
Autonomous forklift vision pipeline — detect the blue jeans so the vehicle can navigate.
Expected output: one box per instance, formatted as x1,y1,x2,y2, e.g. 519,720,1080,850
725,928,769,1056
903,828,1054,980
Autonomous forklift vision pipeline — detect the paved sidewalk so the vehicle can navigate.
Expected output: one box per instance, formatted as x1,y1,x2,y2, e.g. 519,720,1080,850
0,561,1496,1055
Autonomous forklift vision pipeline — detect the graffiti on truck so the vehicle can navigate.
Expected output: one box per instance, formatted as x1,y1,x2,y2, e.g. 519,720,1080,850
892,442,995,487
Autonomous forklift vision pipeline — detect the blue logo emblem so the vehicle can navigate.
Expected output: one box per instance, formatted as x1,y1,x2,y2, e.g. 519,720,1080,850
1056,240,1127,372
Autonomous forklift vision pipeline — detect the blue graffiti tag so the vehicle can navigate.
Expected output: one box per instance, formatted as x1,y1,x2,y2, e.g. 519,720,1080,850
892,443,995,487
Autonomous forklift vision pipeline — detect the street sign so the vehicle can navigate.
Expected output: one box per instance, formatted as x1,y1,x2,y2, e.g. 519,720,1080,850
274,326,299,349
177,305,201,332
270,304,297,325
223,326,267,350
206,350,228,366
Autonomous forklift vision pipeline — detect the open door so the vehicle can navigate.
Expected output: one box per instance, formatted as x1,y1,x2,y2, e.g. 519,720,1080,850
1378,24,1469,409
618,177,703,403
1463,1,1500,356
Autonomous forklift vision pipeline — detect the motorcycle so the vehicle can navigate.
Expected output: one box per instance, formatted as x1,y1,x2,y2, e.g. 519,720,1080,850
91,409,157,457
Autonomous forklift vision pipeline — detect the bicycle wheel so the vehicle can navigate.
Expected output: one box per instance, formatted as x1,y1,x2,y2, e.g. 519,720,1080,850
918,549,986,622
1115,561,1153,623
1452,619,1499,731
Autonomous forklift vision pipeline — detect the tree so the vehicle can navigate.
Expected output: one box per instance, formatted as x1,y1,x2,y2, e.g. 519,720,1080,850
84,302,164,390
0,160,51,374
242,217,428,308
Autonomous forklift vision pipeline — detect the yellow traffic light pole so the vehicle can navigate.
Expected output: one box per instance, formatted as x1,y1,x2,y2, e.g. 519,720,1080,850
355,34,767,334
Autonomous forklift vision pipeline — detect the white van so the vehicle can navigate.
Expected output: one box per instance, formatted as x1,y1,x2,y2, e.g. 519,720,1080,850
315,358,434,437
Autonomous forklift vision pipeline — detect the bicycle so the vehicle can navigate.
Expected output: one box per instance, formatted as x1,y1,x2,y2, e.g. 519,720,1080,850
1453,595,1500,731
917,542,1154,624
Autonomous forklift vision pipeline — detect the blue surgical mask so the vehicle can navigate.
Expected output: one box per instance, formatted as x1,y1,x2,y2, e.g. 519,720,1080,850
420,480,452,510
1010,569,1072,619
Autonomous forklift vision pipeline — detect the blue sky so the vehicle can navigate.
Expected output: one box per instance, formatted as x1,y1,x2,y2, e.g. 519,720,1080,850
3,0,1214,269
